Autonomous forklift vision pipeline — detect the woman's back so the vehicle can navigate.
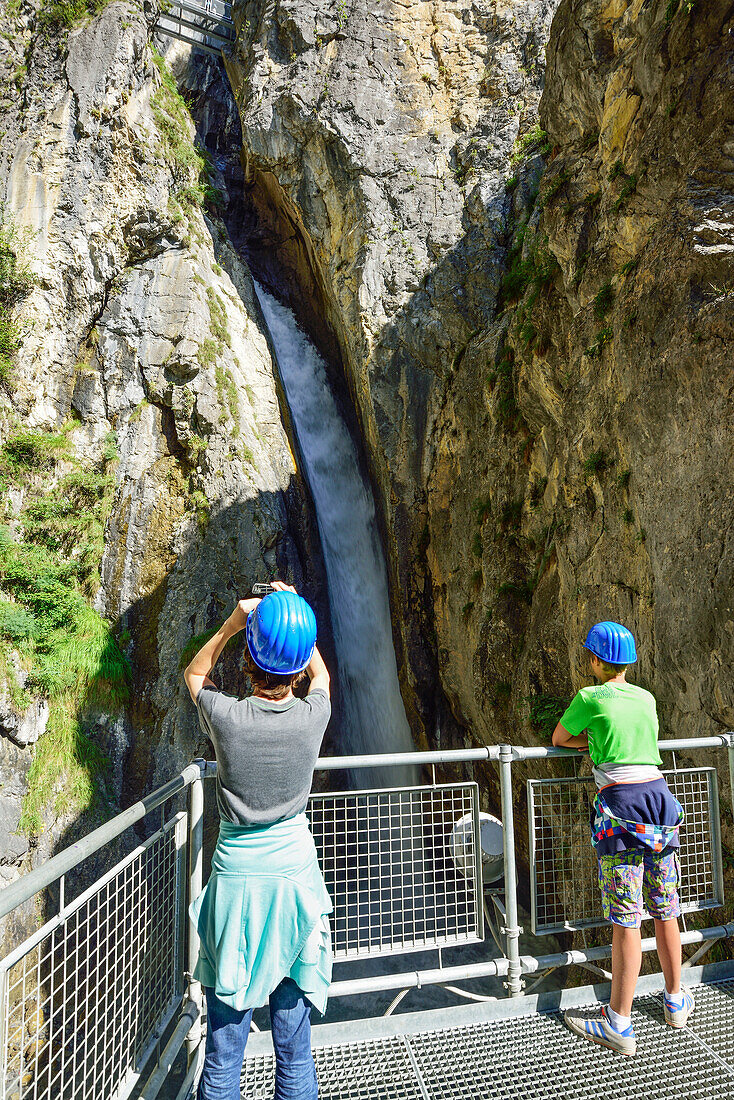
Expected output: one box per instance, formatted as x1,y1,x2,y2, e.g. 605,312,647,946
196,685,331,826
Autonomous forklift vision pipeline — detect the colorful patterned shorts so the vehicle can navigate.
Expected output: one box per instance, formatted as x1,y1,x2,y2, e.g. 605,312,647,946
597,849,680,928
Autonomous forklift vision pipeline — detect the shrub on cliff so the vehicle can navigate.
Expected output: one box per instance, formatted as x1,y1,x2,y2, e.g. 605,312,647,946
0,209,35,386
0,427,130,835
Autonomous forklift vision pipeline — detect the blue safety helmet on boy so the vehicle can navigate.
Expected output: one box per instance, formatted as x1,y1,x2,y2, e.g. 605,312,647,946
246,591,317,675
583,621,637,664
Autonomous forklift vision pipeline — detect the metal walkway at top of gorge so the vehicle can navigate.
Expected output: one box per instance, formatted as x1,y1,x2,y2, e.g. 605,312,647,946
154,0,235,56
1,734,733,1100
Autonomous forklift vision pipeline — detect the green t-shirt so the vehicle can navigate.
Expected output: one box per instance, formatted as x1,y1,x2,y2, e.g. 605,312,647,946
559,682,662,768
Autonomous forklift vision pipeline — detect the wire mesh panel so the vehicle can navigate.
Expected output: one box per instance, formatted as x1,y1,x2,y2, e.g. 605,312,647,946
308,784,483,959
0,814,187,1100
528,768,723,934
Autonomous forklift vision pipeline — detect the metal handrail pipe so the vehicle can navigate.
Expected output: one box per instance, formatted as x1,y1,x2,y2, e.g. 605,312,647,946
327,924,734,998
508,735,733,760
155,14,234,42
173,1042,205,1100
137,1000,200,1100
328,958,509,997
165,0,234,23
313,747,502,770
153,29,226,56
164,0,233,18
235,732,730,775
518,922,734,974
0,761,204,919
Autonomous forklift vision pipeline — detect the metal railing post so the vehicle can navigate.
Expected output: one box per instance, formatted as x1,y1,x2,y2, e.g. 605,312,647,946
727,733,734,822
186,763,205,1073
499,745,523,997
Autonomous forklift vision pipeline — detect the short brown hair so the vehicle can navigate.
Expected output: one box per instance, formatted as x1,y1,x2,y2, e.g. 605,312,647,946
598,658,628,674
243,646,306,700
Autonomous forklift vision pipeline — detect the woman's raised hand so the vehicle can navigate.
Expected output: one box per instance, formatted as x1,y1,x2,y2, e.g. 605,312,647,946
270,580,298,595
230,597,261,632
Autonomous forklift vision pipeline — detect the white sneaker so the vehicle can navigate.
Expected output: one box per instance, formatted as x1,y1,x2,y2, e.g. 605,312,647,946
663,988,695,1028
563,1006,637,1055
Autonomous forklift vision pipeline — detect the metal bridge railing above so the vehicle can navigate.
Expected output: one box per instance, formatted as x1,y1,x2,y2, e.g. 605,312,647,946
0,734,732,1100
154,0,235,56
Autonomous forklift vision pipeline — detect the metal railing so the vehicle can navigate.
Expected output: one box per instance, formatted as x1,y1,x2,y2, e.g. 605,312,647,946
0,734,732,1099
528,766,725,934
154,0,235,56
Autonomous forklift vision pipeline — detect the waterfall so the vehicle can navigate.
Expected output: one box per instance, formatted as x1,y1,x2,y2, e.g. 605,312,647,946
253,282,417,787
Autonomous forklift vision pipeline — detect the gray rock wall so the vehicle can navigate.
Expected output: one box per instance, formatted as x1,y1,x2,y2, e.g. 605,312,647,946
225,0,560,741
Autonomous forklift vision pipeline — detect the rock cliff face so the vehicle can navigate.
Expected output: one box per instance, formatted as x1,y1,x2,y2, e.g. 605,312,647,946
225,0,560,742
224,0,733,775
0,0,324,925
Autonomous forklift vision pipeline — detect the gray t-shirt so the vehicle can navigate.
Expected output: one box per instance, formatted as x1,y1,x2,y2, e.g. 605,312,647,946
196,686,331,826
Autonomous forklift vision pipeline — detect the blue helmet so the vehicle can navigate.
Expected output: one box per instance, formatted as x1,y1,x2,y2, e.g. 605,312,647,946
246,591,317,675
583,621,637,664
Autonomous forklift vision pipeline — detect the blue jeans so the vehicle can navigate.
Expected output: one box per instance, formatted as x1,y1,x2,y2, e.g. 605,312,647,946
197,980,318,1100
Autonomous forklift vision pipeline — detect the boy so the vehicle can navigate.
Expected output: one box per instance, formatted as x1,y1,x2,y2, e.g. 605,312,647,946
552,621,694,1056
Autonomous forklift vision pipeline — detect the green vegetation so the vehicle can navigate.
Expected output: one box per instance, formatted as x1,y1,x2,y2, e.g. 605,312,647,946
665,0,697,23
39,0,108,31
593,280,614,321
151,49,222,211
582,449,611,475
620,257,639,277
499,231,558,309
1,210,35,387
500,500,522,529
585,325,614,359
608,159,625,181
506,176,518,193
198,338,218,366
613,172,639,213
205,286,230,347
538,169,571,209
190,490,210,531
617,469,632,489
527,693,570,738
497,580,533,604
490,349,524,432
622,508,634,524
530,476,548,508
510,125,550,165
0,427,129,834
471,497,492,525
215,365,240,437
187,434,207,464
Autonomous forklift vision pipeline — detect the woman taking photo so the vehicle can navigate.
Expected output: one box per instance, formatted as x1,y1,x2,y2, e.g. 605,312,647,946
184,580,333,1100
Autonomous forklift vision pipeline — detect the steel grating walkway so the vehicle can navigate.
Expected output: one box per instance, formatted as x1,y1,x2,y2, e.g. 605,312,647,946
239,967,734,1100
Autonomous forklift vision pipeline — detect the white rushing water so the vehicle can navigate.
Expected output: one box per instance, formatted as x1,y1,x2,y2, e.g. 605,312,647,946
253,282,416,785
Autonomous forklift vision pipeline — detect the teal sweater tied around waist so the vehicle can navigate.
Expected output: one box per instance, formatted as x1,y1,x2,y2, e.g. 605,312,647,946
189,814,333,1014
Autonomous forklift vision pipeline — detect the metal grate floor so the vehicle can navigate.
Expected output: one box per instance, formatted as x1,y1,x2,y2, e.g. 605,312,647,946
240,975,734,1100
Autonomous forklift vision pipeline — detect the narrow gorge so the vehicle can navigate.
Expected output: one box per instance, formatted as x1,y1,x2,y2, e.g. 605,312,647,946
1,0,732,959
